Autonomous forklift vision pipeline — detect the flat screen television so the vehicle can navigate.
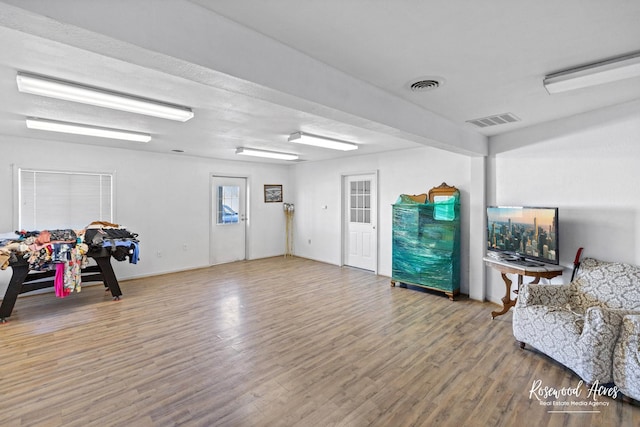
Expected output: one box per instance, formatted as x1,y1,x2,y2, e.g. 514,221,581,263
487,206,559,265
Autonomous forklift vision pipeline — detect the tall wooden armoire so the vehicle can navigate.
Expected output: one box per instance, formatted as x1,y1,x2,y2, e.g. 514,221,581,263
391,183,460,300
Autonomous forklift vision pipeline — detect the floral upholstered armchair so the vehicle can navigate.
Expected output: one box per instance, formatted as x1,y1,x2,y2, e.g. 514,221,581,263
512,258,640,385
614,315,640,400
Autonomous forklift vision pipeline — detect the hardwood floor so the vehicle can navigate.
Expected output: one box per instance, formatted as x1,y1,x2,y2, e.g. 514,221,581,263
1,256,639,427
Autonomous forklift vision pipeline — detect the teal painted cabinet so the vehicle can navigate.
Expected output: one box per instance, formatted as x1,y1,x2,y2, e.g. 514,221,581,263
391,186,460,300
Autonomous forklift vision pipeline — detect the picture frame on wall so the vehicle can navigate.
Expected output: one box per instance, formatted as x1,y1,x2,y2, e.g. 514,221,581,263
264,184,283,203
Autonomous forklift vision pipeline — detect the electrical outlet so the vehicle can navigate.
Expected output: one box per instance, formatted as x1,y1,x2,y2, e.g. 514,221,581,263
183,244,188,251
308,239,311,244
156,250,162,258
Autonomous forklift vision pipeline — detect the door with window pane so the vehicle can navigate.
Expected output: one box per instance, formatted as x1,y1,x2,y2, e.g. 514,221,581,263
210,176,246,264
344,173,377,272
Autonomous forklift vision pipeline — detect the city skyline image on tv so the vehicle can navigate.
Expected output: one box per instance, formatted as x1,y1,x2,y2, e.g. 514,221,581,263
487,206,558,264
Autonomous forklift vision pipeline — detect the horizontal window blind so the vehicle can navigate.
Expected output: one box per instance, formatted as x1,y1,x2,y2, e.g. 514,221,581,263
19,168,113,230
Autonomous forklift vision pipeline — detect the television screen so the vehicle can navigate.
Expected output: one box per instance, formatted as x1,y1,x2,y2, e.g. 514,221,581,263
487,206,559,265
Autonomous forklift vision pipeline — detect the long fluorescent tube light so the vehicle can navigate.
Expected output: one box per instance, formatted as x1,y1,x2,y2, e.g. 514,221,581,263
544,51,640,94
288,132,358,151
236,147,299,160
17,72,194,122
26,118,151,142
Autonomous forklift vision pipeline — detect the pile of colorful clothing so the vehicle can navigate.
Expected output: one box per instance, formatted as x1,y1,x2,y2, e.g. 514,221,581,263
84,222,140,264
0,222,139,298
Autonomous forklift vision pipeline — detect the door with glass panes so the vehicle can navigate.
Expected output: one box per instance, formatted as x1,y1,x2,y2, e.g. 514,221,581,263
210,176,246,264
344,173,377,272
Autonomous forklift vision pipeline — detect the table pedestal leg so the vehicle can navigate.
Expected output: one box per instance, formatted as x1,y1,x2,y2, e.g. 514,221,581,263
491,273,522,319
94,256,123,300
0,263,30,322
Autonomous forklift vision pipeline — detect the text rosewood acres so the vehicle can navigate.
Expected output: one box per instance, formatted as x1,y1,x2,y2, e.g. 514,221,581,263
529,379,619,407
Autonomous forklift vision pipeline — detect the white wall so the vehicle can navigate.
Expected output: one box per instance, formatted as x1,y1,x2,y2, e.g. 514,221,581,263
486,100,640,304
0,136,291,296
14,99,636,307
290,146,474,295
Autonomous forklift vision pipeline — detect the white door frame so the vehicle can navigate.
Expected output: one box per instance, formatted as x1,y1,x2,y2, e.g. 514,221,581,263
210,174,250,265
341,170,379,274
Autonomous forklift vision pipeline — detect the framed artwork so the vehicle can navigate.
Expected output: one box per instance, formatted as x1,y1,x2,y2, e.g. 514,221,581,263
264,184,283,203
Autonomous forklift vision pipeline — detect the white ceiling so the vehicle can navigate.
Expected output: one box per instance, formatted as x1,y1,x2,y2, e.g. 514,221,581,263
1,0,640,163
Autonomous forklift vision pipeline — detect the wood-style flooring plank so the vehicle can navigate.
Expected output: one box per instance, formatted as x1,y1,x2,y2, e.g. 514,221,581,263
1,256,638,426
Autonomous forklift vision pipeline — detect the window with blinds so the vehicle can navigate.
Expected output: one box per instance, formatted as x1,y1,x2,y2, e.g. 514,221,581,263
18,168,113,230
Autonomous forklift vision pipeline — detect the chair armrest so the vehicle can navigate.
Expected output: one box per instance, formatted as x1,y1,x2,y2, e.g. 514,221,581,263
584,306,626,327
619,314,640,350
581,307,638,344
516,283,571,308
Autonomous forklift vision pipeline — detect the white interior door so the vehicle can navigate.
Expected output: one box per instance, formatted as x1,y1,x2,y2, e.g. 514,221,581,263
210,176,246,264
344,173,377,272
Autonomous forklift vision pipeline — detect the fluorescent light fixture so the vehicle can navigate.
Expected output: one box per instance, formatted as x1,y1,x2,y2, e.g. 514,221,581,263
288,132,358,151
544,51,640,94
26,118,151,142
236,147,299,160
16,72,194,121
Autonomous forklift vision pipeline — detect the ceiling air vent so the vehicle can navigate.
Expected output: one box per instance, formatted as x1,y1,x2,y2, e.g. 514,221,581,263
409,79,441,91
406,76,445,92
466,113,520,128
